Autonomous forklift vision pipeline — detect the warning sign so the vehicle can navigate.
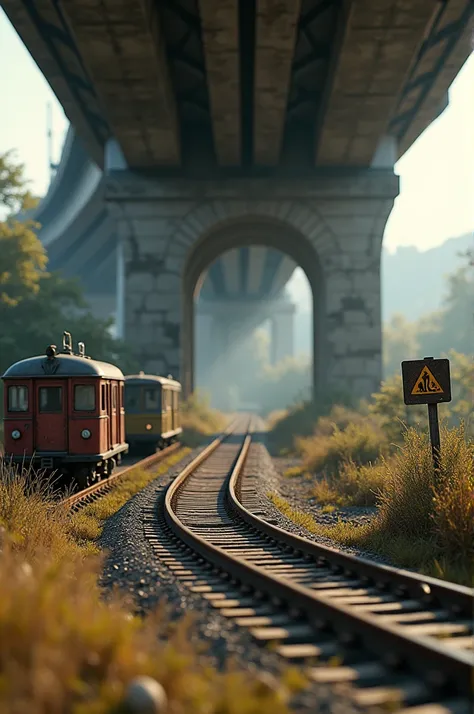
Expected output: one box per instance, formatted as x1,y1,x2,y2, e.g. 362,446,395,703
401,358,451,405
411,366,444,396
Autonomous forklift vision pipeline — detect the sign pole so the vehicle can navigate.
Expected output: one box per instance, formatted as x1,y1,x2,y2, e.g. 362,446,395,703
401,355,451,477
427,402,441,473
424,357,441,473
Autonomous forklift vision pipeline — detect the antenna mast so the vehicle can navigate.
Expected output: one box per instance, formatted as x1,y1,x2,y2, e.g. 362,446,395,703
46,102,58,184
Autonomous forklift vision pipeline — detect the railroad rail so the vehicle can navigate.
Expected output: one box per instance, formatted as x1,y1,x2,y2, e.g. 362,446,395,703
143,420,473,713
61,443,181,511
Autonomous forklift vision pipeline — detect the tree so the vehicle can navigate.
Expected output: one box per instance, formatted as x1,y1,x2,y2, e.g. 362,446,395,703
0,150,39,212
0,151,138,377
418,264,474,358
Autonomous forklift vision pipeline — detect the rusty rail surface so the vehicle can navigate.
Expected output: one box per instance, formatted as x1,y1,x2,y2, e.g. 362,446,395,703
157,422,472,712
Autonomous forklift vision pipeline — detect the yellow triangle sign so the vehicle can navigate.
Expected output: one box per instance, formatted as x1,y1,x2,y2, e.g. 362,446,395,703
411,365,444,395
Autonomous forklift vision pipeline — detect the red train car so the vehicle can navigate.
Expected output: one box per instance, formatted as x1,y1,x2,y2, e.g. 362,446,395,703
2,332,128,489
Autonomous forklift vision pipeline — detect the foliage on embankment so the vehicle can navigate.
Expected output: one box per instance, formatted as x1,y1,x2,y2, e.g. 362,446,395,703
268,361,474,584
269,350,473,459
270,424,474,585
0,458,299,713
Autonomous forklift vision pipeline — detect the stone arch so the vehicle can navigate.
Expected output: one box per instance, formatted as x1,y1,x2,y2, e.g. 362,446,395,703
164,198,342,266
180,214,328,399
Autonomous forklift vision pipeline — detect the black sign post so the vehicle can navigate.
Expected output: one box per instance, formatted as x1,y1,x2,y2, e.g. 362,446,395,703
401,357,451,473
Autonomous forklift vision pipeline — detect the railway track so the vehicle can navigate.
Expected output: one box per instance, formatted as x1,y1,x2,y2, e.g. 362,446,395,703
143,419,473,713
61,443,181,511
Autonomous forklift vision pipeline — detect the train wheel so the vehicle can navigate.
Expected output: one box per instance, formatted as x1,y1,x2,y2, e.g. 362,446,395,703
73,466,94,491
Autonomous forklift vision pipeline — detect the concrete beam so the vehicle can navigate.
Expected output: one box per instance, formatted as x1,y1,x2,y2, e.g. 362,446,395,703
396,0,474,157
62,0,180,168
316,0,438,167
199,0,241,165
2,0,106,166
253,0,301,165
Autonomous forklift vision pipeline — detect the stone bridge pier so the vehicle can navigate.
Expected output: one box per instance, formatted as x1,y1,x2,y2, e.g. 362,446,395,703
106,169,399,401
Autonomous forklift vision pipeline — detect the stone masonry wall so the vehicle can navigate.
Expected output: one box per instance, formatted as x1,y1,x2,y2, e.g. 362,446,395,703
106,171,398,400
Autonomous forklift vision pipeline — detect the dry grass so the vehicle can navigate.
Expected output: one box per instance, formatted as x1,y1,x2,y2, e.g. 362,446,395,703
266,409,289,431
0,461,78,561
269,425,474,586
180,391,228,447
370,425,474,576
298,418,388,476
313,459,387,507
266,401,329,454
0,538,298,713
283,466,304,478
69,449,188,544
0,457,304,712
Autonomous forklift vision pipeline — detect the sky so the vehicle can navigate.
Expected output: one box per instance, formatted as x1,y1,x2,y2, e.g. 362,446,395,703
0,8,473,256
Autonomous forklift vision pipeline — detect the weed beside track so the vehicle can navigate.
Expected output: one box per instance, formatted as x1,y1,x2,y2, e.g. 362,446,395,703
0,455,293,714
270,425,474,585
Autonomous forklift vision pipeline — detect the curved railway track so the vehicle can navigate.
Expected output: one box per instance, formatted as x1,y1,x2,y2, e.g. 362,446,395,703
143,419,473,713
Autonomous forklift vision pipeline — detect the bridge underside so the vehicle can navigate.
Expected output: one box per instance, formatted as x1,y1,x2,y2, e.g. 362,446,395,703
28,129,299,324
4,0,473,171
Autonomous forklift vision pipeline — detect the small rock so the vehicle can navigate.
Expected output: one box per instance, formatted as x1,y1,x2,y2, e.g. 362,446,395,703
122,676,167,714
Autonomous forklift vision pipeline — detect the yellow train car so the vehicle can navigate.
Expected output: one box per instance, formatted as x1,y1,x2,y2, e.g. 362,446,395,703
124,373,182,453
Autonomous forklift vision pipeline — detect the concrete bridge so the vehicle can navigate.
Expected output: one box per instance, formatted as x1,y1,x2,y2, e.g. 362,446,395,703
7,0,473,397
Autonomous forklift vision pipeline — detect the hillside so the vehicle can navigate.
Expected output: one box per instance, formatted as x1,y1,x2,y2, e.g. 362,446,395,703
381,232,472,322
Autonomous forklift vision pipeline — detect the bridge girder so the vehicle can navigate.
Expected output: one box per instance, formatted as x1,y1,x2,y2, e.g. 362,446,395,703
3,0,473,170
315,1,439,166
61,0,180,168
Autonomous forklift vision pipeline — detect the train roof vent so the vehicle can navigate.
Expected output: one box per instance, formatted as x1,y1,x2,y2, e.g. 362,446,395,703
78,342,86,358
139,370,145,376
167,374,173,379
62,331,73,354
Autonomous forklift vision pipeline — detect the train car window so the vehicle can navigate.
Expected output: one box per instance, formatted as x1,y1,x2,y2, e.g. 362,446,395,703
101,384,106,411
112,385,117,410
125,386,140,411
8,385,28,412
74,385,95,411
144,387,160,410
39,386,62,413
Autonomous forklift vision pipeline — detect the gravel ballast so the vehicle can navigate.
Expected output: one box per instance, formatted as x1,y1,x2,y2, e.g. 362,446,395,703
245,436,391,567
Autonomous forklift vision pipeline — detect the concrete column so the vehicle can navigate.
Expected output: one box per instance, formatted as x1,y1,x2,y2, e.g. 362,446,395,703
270,306,294,364
107,201,182,378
